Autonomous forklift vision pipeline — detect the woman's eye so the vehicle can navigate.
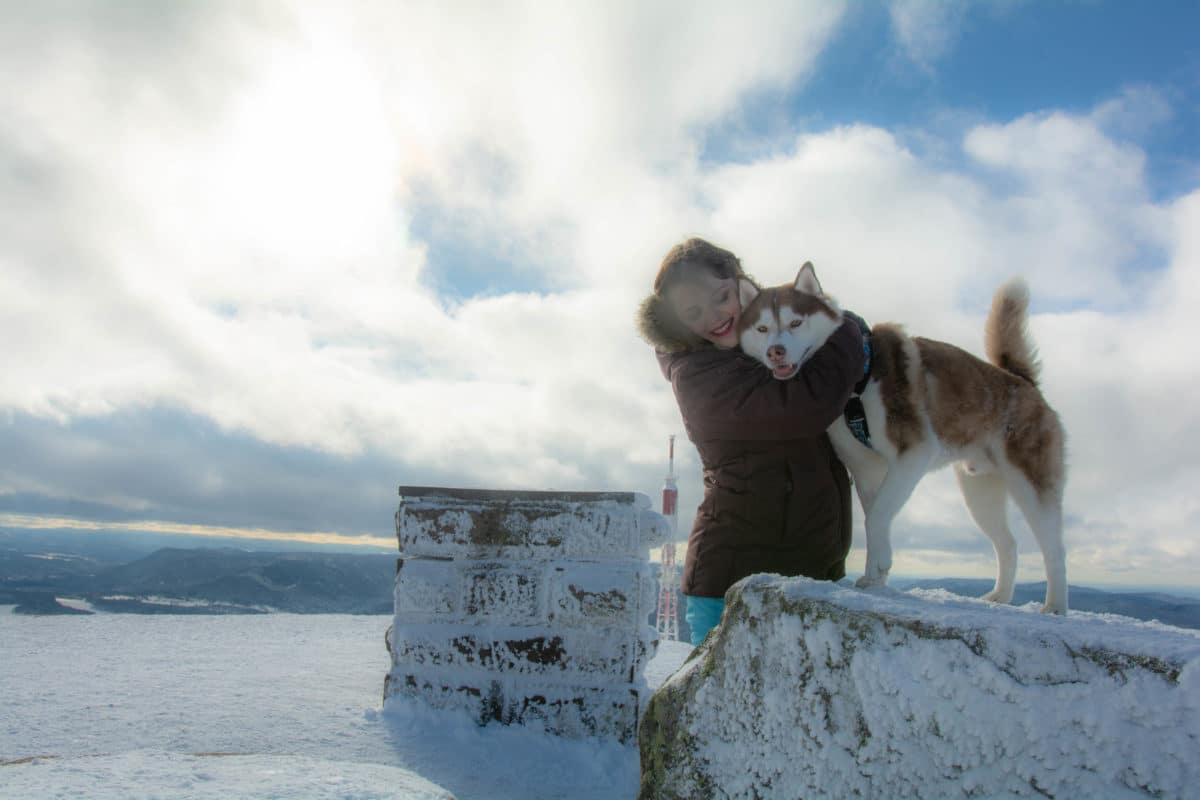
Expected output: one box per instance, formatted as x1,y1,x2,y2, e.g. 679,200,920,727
756,325,768,333
717,290,729,303
789,319,803,328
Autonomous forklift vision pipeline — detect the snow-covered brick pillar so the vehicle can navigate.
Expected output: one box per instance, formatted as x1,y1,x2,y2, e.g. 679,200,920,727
639,576,1200,799
384,486,669,744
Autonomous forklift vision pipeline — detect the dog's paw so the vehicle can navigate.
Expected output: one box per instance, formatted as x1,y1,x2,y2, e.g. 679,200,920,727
854,572,887,589
1039,602,1067,616
981,589,1014,604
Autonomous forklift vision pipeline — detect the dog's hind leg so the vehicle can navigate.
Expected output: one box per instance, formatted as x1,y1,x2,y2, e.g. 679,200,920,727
855,445,935,589
1006,474,1068,614
955,464,1017,604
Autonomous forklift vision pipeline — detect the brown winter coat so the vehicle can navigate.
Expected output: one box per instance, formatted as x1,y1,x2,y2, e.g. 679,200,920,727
637,293,867,598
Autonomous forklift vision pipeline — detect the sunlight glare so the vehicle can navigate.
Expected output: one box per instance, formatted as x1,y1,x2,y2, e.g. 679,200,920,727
212,24,397,264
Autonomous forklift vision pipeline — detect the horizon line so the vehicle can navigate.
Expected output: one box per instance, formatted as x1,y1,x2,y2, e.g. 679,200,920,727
0,513,395,551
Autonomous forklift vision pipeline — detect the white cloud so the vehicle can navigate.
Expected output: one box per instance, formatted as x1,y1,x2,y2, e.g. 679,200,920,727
961,111,1169,306
0,1,851,464
700,125,988,326
1090,84,1174,141
884,1,1031,74
886,0,968,70
346,0,850,290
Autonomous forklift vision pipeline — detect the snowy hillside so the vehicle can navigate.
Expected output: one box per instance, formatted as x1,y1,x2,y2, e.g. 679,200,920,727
0,541,397,614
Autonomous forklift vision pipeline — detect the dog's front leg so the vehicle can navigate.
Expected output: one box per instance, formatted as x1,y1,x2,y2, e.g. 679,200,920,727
855,447,934,589
827,421,886,512
856,508,893,588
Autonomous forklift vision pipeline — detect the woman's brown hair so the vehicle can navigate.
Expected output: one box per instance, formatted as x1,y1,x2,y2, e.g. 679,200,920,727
652,237,745,296
636,237,753,352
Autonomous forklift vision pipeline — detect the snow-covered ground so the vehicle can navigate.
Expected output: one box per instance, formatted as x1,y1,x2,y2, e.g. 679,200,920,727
644,579,1200,799
0,752,454,800
0,608,693,799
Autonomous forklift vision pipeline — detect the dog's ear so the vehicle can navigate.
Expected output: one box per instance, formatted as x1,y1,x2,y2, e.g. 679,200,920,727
738,278,759,309
794,262,823,296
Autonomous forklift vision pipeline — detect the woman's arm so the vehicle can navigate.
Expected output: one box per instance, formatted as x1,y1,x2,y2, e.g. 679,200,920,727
661,318,866,441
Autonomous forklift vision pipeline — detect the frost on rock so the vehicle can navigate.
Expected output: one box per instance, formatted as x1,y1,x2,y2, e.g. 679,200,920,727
639,575,1200,799
386,486,668,744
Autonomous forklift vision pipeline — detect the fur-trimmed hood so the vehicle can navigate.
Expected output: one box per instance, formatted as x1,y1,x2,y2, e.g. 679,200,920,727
635,292,706,354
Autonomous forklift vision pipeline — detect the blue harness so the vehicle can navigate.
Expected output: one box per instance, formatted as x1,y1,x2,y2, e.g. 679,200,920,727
843,336,873,448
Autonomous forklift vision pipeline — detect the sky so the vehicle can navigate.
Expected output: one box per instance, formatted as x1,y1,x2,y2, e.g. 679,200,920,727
2,0,1198,590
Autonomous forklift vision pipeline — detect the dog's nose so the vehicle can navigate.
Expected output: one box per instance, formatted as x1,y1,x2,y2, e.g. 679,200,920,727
767,344,786,361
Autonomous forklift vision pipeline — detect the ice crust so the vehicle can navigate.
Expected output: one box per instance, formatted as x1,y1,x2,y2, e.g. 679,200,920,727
640,575,1200,799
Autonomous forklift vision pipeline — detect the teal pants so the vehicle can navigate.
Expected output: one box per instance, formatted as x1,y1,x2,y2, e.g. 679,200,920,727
684,595,726,646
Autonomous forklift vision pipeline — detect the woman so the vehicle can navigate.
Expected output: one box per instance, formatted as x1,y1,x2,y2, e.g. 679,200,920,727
637,237,867,645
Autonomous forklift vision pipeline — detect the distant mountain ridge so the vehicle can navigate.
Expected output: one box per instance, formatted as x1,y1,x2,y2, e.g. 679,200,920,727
2,541,396,615
891,577,1200,631
5,529,1199,629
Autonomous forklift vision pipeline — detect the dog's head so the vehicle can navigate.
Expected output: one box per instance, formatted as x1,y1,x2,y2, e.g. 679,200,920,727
738,262,843,380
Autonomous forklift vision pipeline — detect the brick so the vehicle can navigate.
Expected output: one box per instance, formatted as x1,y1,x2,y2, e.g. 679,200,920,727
395,486,667,559
459,563,543,621
389,624,640,682
394,558,459,618
547,563,653,629
384,674,642,744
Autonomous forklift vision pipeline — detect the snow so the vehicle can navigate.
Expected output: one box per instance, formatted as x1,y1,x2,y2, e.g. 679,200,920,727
647,576,1200,798
0,752,453,800
0,609,694,799
97,594,277,611
13,572,1197,798
645,639,694,687
11,573,1199,799
53,596,97,613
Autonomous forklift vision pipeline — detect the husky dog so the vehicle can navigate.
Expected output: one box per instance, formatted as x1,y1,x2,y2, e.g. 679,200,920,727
738,264,1068,613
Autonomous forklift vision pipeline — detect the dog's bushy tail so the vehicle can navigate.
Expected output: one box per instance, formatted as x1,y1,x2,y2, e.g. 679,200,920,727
985,279,1041,386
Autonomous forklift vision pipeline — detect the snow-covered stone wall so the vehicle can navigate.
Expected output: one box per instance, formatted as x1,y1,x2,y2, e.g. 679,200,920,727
640,575,1200,799
385,486,669,744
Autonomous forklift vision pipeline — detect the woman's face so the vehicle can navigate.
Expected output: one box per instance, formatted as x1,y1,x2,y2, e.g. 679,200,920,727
665,270,741,350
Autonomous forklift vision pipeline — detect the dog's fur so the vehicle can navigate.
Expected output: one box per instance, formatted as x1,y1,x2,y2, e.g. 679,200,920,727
738,264,1068,613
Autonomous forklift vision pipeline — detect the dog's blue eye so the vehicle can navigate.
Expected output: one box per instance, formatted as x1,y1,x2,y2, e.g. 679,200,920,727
790,319,803,328
756,326,767,333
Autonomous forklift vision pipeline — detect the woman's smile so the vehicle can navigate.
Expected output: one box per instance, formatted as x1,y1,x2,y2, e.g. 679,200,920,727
665,272,742,349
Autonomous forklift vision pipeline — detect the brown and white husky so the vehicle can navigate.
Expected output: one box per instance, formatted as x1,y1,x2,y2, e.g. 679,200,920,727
738,264,1068,613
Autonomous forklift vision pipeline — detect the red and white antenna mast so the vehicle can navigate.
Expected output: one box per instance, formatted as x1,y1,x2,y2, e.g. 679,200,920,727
655,435,681,641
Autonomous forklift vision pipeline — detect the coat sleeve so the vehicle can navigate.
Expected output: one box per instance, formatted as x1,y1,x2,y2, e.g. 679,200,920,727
664,319,866,441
